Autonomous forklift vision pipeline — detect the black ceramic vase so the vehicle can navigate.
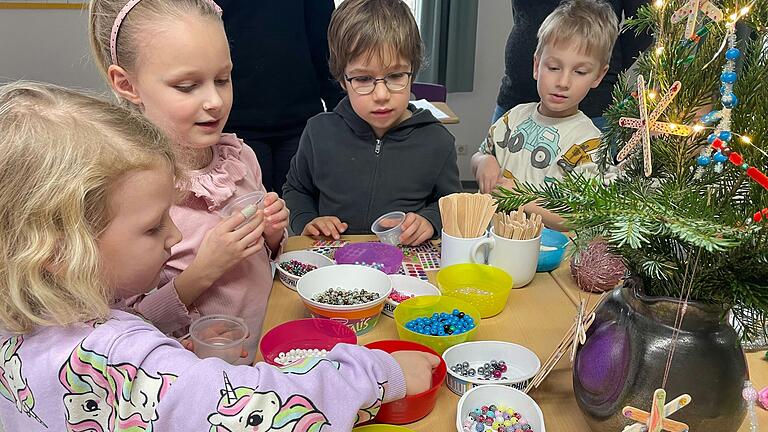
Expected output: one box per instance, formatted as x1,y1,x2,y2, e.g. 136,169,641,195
573,281,747,431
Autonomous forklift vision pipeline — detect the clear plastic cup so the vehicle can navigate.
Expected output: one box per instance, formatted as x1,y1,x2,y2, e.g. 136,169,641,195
371,211,406,245
220,191,266,218
189,315,247,364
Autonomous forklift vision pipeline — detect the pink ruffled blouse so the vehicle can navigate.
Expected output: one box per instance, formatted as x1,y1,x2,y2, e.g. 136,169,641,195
125,134,285,363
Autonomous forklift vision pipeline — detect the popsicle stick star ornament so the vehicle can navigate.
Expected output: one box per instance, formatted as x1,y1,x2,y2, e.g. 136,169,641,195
622,389,692,432
671,0,723,40
617,76,692,176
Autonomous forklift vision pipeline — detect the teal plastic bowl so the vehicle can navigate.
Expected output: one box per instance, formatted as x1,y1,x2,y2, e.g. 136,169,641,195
536,228,569,272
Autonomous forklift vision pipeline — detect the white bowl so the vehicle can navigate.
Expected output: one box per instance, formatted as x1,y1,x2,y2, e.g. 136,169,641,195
456,385,546,432
383,274,441,318
276,250,335,290
296,264,392,311
442,341,540,396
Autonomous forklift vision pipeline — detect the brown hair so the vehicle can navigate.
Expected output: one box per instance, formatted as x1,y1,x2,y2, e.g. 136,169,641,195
328,0,423,81
0,81,180,333
535,0,619,66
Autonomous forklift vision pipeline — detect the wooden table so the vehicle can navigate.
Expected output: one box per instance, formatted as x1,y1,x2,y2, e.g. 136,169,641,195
432,102,460,124
261,235,768,431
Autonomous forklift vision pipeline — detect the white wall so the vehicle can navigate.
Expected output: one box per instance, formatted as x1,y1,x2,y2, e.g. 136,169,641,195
0,2,510,180
0,8,107,92
443,0,509,180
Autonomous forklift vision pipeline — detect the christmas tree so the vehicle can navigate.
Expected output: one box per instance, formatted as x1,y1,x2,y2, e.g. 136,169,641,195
495,0,768,340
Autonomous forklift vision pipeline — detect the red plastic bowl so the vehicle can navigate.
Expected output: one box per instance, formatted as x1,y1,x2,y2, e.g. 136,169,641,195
259,318,357,366
364,340,447,424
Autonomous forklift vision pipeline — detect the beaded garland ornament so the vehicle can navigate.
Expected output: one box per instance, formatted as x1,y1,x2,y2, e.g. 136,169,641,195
693,15,768,223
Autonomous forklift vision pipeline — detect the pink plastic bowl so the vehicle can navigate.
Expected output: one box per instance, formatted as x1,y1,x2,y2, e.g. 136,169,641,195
259,318,357,366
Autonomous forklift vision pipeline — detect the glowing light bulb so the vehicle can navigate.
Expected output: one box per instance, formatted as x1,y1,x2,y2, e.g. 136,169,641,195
654,0,664,8
648,92,657,100
693,124,705,133
740,6,751,17
742,136,752,144
655,46,664,56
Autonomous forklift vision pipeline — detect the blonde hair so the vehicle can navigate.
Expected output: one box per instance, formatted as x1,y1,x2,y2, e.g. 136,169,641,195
0,81,180,334
89,0,222,81
535,0,619,66
328,0,423,82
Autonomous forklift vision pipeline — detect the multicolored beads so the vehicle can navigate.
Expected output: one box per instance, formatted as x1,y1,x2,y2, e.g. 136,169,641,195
279,259,317,277
462,404,533,432
312,287,380,305
405,309,475,336
451,359,509,380
274,348,328,366
389,289,415,303
354,261,385,271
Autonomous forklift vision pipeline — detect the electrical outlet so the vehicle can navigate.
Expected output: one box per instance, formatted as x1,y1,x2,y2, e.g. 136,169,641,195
456,144,467,155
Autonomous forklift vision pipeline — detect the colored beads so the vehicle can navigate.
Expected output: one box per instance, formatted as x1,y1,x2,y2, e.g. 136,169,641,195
721,71,737,84
405,309,475,336
725,47,741,61
274,348,328,366
462,404,534,432
312,287,380,305
279,259,317,277
388,289,415,303
354,261,385,271
451,359,509,380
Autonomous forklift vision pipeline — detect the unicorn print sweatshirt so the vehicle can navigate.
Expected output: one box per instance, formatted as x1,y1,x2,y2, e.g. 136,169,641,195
0,310,406,431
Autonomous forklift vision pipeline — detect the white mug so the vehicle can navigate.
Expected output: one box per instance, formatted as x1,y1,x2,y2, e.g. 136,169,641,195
440,229,488,268
470,227,541,288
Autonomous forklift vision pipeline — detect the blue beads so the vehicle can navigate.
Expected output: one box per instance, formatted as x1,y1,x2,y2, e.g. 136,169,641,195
405,309,475,336
719,130,732,142
701,111,720,126
722,92,739,108
697,155,712,166
721,71,737,84
707,133,717,144
725,47,741,61
713,151,728,163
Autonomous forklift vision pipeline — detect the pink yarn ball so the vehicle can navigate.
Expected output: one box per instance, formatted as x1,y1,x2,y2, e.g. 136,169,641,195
571,240,626,293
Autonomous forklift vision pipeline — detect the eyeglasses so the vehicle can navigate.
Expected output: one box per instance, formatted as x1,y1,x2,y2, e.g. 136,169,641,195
344,71,413,95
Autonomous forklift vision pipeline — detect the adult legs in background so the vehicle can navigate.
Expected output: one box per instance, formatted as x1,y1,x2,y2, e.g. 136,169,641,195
242,136,275,193
271,134,301,197
491,104,507,123
239,133,301,196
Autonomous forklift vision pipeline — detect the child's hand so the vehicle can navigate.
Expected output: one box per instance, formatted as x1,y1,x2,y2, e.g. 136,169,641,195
390,351,441,395
196,211,265,277
399,213,434,246
497,176,515,191
262,192,289,238
476,156,502,194
302,216,348,239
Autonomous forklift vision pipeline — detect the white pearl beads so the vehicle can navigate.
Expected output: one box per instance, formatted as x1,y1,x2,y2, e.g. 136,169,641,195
274,348,328,366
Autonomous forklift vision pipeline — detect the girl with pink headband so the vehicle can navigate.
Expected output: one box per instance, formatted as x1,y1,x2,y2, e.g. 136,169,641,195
88,0,288,363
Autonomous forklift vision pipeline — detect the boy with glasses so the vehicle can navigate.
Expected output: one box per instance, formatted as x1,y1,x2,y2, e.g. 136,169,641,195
284,0,461,245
